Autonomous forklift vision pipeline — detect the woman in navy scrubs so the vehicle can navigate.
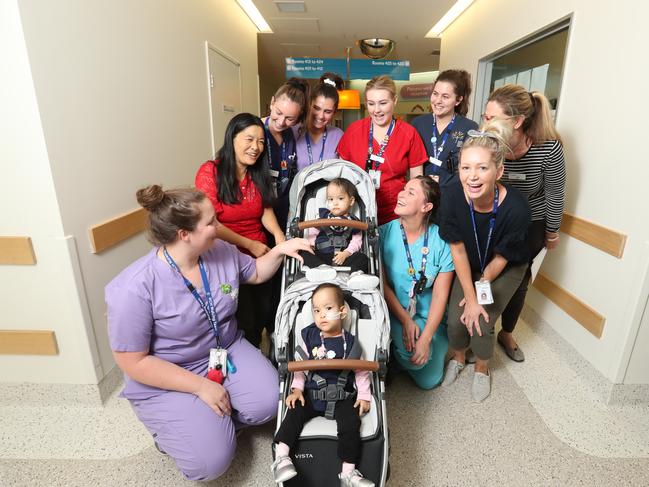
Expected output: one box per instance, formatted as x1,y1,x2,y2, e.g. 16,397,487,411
412,69,479,188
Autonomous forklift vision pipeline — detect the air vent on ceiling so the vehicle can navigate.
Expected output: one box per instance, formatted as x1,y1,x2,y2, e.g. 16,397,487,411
274,1,306,13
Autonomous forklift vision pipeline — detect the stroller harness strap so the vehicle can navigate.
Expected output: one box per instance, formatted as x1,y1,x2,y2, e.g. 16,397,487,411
307,334,363,420
314,209,358,254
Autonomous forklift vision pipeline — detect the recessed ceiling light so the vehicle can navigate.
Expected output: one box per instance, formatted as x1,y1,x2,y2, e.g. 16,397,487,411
274,1,306,13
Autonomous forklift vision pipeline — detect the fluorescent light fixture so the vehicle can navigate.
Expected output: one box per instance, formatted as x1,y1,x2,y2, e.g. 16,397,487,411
236,0,273,33
425,0,474,38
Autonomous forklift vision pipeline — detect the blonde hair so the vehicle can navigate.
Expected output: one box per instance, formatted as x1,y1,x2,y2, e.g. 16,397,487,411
488,84,562,144
365,75,397,99
461,119,512,168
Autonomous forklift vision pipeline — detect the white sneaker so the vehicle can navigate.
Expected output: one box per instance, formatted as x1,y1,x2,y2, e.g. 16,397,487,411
347,271,379,290
472,371,491,402
442,359,464,387
305,265,337,282
339,469,374,487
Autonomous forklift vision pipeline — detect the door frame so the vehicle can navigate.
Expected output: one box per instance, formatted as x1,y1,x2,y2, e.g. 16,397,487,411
472,14,573,124
204,42,243,158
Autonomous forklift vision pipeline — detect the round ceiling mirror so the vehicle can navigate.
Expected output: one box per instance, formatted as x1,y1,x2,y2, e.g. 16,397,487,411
358,38,396,59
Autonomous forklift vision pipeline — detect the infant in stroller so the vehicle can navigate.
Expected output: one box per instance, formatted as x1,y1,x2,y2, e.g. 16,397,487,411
299,178,369,277
272,283,375,487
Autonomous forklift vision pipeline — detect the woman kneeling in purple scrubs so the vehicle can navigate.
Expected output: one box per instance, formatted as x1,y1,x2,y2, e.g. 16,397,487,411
105,185,311,481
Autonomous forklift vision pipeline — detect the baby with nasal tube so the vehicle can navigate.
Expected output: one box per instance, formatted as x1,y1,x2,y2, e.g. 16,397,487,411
271,283,374,487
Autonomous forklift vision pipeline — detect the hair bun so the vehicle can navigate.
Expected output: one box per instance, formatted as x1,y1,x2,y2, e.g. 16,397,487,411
136,184,166,212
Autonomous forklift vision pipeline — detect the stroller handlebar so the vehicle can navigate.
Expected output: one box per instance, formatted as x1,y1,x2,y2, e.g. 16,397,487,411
297,219,369,231
287,359,379,372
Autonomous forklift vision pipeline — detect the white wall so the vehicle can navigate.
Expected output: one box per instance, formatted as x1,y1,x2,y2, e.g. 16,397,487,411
440,0,649,383
1,0,260,384
0,0,99,383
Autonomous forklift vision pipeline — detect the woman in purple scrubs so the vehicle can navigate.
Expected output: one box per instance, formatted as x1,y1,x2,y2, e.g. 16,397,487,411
105,184,311,481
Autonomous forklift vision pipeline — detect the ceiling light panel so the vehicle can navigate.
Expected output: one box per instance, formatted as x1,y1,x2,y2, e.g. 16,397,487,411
274,1,306,13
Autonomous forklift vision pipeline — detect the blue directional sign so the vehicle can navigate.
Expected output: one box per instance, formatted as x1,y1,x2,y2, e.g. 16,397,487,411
285,57,347,79
350,59,410,80
285,58,411,80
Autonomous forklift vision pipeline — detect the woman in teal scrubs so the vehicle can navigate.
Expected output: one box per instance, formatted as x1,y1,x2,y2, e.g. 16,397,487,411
380,176,454,389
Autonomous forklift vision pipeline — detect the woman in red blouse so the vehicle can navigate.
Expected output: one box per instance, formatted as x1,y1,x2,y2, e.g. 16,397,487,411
337,75,427,225
195,113,284,348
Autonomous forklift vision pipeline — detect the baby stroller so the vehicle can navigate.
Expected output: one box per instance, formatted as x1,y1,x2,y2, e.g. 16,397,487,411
273,160,391,486
283,159,381,286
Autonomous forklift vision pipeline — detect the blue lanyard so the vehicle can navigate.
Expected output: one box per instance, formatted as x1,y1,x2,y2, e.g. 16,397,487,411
163,248,221,347
264,118,290,179
366,118,396,171
468,186,499,275
305,127,328,164
431,114,456,159
399,222,429,293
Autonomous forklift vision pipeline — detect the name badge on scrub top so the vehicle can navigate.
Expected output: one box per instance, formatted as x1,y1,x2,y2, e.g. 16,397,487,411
368,169,381,189
269,169,279,178
369,153,384,164
208,347,228,384
475,279,494,305
429,156,443,167
508,172,526,181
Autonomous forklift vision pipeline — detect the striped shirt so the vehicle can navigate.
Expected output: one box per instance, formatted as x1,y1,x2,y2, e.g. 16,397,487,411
502,140,566,232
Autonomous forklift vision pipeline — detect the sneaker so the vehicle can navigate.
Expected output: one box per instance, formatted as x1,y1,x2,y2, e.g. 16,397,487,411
339,469,375,487
347,271,379,290
305,265,337,282
271,455,297,484
441,359,464,387
472,371,491,402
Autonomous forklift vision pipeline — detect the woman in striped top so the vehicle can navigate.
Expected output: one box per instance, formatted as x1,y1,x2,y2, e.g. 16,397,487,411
482,84,566,362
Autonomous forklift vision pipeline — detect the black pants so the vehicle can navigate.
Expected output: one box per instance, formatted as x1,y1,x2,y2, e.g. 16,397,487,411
300,250,369,273
501,220,547,333
274,396,361,463
236,276,277,349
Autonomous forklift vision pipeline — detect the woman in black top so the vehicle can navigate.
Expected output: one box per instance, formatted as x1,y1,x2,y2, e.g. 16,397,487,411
439,120,531,402
412,69,479,187
262,78,309,233
483,84,566,362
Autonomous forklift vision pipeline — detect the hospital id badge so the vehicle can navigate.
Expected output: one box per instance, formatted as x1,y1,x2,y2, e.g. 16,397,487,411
429,156,443,167
268,169,279,178
368,169,381,189
475,279,494,305
209,347,228,379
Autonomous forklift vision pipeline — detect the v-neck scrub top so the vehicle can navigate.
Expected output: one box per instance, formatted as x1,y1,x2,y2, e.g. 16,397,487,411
337,118,427,225
411,113,478,187
106,242,256,400
292,125,344,171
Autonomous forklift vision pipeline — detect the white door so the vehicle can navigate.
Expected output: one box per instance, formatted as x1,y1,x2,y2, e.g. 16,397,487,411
207,45,242,157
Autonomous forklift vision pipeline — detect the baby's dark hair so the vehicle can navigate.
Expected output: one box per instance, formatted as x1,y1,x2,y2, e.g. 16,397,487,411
312,283,345,307
327,178,357,200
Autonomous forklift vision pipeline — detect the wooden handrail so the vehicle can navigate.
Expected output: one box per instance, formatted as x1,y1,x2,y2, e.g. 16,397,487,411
287,359,379,372
297,219,369,231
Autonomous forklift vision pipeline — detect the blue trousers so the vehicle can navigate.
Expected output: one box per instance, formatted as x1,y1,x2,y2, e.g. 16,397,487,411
389,316,448,390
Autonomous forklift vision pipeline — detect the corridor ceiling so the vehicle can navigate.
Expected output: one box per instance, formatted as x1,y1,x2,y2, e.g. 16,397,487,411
253,0,453,87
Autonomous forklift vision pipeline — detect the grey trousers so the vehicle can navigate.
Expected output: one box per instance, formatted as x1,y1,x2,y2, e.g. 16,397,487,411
447,263,527,360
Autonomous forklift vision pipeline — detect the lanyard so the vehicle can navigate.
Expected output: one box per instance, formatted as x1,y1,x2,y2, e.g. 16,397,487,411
366,118,396,171
264,118,290,179
163,248,221,347
468,186,499,275
305,128,328,164
431,114,456,159
399,223,429,286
